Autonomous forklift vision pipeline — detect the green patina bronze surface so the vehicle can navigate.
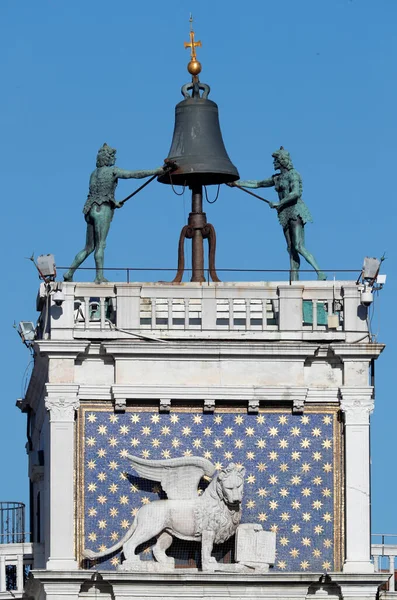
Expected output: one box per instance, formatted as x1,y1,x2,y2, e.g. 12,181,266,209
235,148,326,281
64,144,165,283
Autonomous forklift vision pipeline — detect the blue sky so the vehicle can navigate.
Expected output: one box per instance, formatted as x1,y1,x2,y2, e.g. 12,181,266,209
1,0,396,538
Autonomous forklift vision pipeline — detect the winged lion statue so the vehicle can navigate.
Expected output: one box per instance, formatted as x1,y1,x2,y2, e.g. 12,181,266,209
83,454,245,571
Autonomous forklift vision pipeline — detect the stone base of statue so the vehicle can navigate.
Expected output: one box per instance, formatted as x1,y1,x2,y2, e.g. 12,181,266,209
235,524,276,573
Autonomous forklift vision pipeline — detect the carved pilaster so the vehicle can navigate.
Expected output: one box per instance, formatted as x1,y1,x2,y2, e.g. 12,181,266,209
340,387,374,425
45,395,80,422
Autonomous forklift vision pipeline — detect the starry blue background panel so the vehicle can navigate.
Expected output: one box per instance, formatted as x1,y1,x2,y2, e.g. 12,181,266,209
80,409,339,571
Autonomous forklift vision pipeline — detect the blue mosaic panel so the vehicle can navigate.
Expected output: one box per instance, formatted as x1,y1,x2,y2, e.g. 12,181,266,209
81,409,338,571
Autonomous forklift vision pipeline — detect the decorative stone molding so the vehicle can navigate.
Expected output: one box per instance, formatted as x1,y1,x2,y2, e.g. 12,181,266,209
45,385,80,422
203,398,215,413
292,398,305,414
340,387,374,425
114,397,127,413
248,400,259,414
159,398,171,413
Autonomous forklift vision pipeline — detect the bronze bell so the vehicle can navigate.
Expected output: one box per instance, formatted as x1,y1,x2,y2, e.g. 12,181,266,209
158,82,239,187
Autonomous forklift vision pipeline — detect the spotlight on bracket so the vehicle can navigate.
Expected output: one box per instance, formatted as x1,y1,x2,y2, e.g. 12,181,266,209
18,321,36,343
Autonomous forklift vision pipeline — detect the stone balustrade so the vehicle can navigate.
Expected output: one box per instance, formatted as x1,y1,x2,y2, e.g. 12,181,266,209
372,536,397,593
0,541,34,598
37,280,369,343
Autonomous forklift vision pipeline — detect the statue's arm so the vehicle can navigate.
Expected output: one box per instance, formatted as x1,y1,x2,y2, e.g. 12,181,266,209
235,177,275,189
114,166,164,180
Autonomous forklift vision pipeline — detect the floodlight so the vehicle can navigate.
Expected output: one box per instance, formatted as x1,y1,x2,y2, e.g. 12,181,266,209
37,254,56,279
18,321,36,342
362,257,380,281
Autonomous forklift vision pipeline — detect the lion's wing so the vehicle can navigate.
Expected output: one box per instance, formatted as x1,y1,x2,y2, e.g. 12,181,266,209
126,454,215,500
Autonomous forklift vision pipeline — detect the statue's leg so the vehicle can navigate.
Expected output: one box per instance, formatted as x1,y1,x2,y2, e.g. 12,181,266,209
92,205,113,284
292,220,327,280
63,220,95,281
201,529,216,571
284,225,300,281
152,532,174,566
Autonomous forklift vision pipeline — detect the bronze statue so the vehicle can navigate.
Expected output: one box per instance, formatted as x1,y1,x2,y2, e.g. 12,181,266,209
232,148,326,281
64,143,169,283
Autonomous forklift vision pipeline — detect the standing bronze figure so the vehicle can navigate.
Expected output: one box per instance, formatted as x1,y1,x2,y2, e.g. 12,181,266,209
232,148,326,281
64,144,168,283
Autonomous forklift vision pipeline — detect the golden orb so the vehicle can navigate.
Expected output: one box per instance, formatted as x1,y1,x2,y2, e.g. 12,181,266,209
187,60,202,76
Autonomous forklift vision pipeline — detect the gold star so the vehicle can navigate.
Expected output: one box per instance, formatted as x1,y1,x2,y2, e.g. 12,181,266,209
193,438,202,448
130,484,139,493
246,474,256,484
279,488,289,498
323,539,332,548
130,437,140,447
88,507,97,517
280,536,289,546
322,560,332,571
301,463,311,473
203,427,212,436
141,449,150,459
109,460,118,470
152,485,161,494
98,519,107,529
256,415,265,424
257,488,268,497
118,424,129,435
119,495,128,505
312,500,323,510
312,427,321,437
312,548,321,558
256,439,266,449
280,512,290,521
87,413,97,423
291,451,301,461
279,463,289,472
270,524,279,533
300,560,310,570
269,474,278,485
278,415,288,425
291,427,301,437
246,500,256,509
312,451,322,461
323,415,332,425
268,451,278,461
109,414,118,424
204,450,212,459
121,519,130,529
109,437,118,447
323,463,332,473
291,475,301,485
302,537,311,547
290,548,299,558
277,560,287,569
268,427,278,437
246,451,255,460
88,532,97,541
110,556,120,566
130,414,140,424
171,437,180,448
214,415,223,424
151,414,160,424
97,495,107,504
258,512,268,522
87,483,97,492
300,438,311,449
235,415,244,425
110,531,119,541
109,483,118,493
245,427,255,437
314,525,324,535
183,449,193,457
302,487,312,497
291,524,301,534
119,449,129,458
109,507,118,517
234,439,244,449
313,476,322,486
257,462,267,472
224,451,233,460
301,416,310,425
141,426,151,436
170,414,179,424
193,415,202,424
131,507,139,516
322,512,332,523
151,438,161,448
322,439,332,449
322,488,331,497
214,461,223,470
182,426,192,436
86,437,96,447
291,499,301,509
98,544,107,552
98,425,107,435
279,439,288,449
302,512,311,522
97,448,106,458
162,449,171,459
87,460,96,470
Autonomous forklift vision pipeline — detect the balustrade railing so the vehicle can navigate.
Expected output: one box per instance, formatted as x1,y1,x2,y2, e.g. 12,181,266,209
372,534,397,592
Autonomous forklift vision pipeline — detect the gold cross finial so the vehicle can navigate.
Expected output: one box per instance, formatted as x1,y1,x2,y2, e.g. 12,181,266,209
184,15,202,78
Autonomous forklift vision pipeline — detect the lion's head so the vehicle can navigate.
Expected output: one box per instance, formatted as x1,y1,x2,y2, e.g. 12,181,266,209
216,463,245,507
96,143,116,168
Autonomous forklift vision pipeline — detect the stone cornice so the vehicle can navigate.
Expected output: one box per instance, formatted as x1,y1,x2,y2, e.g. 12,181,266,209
330,343,385,359
36,340,89,359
